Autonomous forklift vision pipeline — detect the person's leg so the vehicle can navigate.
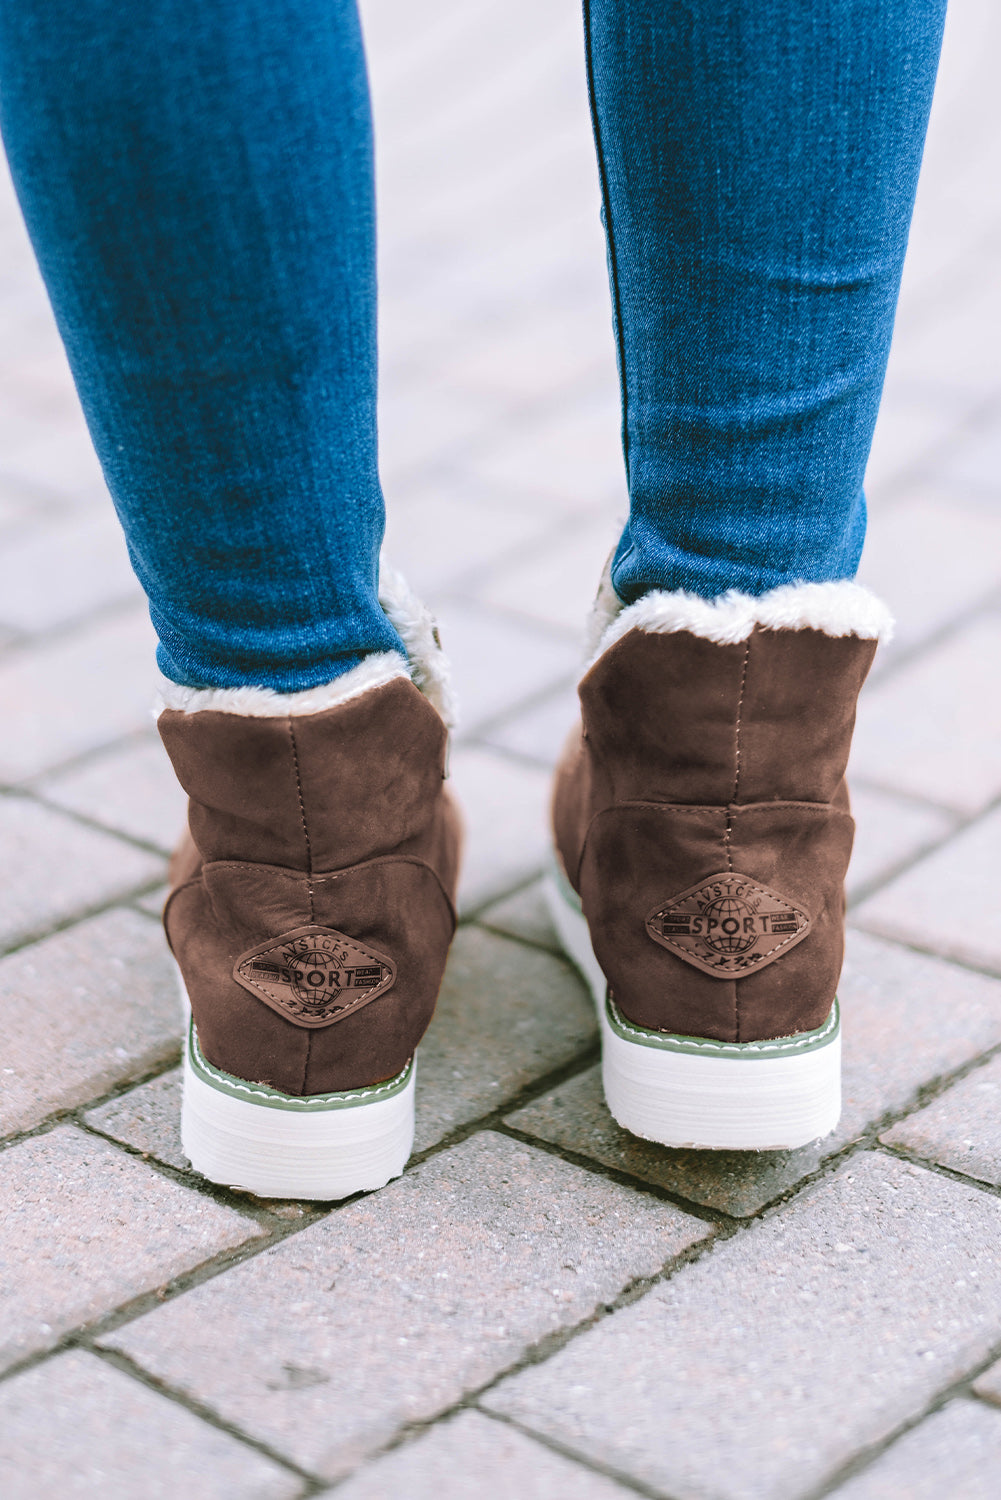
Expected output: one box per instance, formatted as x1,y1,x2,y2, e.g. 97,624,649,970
0,0,401,690
0,0,462,1197
550,0,947,1151
584,0,947,603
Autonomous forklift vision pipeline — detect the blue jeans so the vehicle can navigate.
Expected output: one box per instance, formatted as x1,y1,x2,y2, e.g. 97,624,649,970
0,0,946,689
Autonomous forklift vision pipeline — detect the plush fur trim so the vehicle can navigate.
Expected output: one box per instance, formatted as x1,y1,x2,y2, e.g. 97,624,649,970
587,576,894,666
155,560,458,725
154,651,410,718
378,561,458,727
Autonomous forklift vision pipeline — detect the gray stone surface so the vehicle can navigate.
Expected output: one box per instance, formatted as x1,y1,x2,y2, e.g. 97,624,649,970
485,1153,1001,1500
882,1051,1001,1183
856,490,1001,656
0,1350,299,1500
846,784,955,901
39,734,188,853
855,805,1001,974
85,1067,186,1170
0,608,157,782
329,1410,634,1499
449,745,552,911
415,925,595,1150
0,510,141,634
478,879,562,953
829,1399,1001,1500
383,477,554,596
433,599,577,734
478,512,619,634
0,1127,262,1372
483,685,580,769
104,1132,709,1478
850,617,1001,816
0,908,182,1137
0,793,162,950
508,930,1001,1216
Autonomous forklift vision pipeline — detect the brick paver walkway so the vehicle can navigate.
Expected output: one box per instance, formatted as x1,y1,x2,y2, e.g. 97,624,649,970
2,0,1001,1495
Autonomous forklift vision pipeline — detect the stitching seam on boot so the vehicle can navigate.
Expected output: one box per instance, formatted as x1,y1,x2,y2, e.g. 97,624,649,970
288,716,314,1093
729,639,750,1041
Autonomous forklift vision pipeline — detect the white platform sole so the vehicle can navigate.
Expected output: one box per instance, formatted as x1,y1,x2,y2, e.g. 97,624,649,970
545,866,841,1151
179,985,414,1199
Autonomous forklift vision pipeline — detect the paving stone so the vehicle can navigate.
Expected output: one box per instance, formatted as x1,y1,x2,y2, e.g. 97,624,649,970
433,598,577,732
850,616,1001,815
483,683,580,768
485,1153,1001,1500
846,783,956,901
881,1051,1001,1183
103,1132,709,1479
885,268,1001,397
329,1409,633,1500
377,378,499,486
855,805,1001,973
507,929,1001,1216
134,883,169,917
856,491,1001,657
478,878,561,953
937,409,1001,500
862,390,970,498
0,607,157,782
972,1353,1001,1406
0,794,163,950
414,925,595,1151
829,1399,1001,1500
465,390,627,511
0,510,141,633
0,1126,262,1372
39,734,188,853
448,745,552,911
383,477,555,595
0,412,111,508
478,512,620,634
437,301,617,402
0,1350,298,1500
85,1067,186,1170
0,908,181,1137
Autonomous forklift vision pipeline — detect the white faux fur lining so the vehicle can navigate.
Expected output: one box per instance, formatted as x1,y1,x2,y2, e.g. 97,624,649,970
155,561,458,725
587,575,894,666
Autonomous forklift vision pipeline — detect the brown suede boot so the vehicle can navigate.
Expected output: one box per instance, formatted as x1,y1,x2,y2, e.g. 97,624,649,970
159,570,461,1198
548,576,891,1150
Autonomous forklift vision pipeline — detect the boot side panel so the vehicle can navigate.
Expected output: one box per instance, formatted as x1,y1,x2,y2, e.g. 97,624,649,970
737,629,877,803
579,630,746,805
579,800,853,1042
579,804,738,1041
168,856,455,1095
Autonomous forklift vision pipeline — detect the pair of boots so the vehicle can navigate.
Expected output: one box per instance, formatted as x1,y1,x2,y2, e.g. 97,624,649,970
160,568,889,1199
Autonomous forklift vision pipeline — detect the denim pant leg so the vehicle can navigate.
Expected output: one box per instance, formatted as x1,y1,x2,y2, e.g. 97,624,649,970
0,0,403,691
585,0,948,603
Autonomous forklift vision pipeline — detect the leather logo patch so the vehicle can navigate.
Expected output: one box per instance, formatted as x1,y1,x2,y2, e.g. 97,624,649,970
646,873,811,979
233,925,396,1029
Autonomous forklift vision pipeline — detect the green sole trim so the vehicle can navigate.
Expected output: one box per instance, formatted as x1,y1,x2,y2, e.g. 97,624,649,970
605,995,840,1059
548,852,840,1060
186,1021,414,1111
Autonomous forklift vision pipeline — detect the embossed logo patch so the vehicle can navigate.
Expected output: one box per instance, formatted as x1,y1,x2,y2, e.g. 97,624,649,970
233,925,396,1029
646,873,811,979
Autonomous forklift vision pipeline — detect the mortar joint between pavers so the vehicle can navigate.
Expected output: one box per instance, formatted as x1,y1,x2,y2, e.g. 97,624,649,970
477,1407,674,1500
802,1322,1001,1500
85,1343,322,1490
496,1120,734,1233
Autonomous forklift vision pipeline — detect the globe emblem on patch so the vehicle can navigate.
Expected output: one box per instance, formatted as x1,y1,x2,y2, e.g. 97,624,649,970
701,896,756,955
289,948,338,1005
